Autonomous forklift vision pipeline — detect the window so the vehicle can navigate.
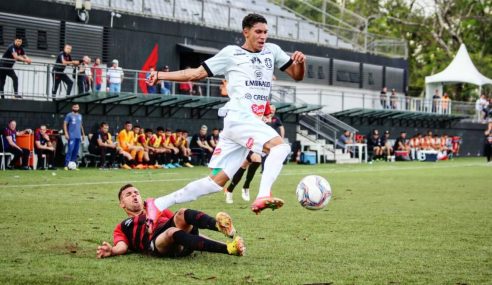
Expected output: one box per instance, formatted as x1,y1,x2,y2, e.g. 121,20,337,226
368,72,374,85
317,66,325,80
337,70,360,83
16,28,27,47
37,30,48,50
307,64,314,79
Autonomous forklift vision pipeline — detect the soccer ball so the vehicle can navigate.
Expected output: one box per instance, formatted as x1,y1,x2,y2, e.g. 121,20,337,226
67,161,77,170
296,175,332,210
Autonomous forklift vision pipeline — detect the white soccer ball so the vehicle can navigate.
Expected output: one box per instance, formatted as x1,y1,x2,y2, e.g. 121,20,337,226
296,175,332,210
67,161,77,170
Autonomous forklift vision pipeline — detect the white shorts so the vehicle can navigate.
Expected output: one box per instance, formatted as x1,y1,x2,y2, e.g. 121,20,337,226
208,111,279,178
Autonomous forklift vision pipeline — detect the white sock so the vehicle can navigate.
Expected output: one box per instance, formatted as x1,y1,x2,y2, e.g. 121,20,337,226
154,176,222,210
257,143,290,198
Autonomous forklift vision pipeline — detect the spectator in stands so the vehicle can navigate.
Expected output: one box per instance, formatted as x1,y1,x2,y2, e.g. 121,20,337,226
337,130,353,150
381,130,394,159
441,92,450,114
432,89,441,112
91,57,103,92
159,66,172,95
192,82,203,96
89,122,119,169
190,125,213,166
34,125,56,170
390,89,398,110
380,86,388,109
107,59,124,93
178,67,193,95
475,94,488,123
77,56,92,94
0,36,32,99
146,67,157,94
52,44,79,98
1,120,32,170
63,103,85,170
207,128,220,149
366,129,382,161
484,123,492,163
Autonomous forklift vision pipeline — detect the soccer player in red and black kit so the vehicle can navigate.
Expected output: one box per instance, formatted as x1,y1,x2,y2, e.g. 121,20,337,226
0,36,32,98
96,184,245,259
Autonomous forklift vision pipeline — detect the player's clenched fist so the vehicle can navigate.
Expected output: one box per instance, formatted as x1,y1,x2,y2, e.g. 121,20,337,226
291,51,306,64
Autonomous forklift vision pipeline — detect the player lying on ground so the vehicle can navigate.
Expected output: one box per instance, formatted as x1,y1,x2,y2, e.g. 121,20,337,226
96,184,245,258
146,13,305,214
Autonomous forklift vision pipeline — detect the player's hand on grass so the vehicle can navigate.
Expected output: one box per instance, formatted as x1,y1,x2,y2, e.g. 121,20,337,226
96,241,112,259
146,70,158,86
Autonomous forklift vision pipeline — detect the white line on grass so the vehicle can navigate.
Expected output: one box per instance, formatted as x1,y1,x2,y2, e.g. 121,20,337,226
279,162,485,176
0,177,193,189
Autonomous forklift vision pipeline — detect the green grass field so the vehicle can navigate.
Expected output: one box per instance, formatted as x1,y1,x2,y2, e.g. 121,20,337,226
0,158,491,284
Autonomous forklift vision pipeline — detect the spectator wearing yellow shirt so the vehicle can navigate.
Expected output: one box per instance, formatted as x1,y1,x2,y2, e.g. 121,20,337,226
118,121,144,168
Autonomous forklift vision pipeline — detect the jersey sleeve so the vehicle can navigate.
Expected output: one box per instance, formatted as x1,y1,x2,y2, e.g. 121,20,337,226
64,114,70,123
202,46,233,77
113,223,129,246
269,43,292,71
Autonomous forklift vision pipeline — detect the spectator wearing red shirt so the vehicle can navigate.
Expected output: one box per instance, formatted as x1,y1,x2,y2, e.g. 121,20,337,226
2,120,32,170
96,184,245,258
91,57,103,92
34,125,57,170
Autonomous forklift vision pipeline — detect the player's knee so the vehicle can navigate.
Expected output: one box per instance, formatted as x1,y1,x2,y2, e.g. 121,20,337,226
166,227,180,241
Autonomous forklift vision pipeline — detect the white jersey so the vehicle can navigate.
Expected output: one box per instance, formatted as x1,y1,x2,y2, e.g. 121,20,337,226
203,43,292,118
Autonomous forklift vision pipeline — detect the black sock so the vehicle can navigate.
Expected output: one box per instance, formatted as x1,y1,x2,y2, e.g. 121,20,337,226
172,230,228,254
184,209,218,231
243,162,260,189
227,167,246,192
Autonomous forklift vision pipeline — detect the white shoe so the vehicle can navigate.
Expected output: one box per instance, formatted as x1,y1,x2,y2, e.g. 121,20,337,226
241,188,250,201
225,191,234,204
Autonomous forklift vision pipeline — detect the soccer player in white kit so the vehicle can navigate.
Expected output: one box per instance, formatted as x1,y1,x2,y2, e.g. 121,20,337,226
146,13,305,214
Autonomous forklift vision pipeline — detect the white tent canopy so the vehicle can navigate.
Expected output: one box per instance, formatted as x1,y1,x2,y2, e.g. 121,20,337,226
425,44,492,98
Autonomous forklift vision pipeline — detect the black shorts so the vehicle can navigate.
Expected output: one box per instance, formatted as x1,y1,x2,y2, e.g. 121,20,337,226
148,215,199,258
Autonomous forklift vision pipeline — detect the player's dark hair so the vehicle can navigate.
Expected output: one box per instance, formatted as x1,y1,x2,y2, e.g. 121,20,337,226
133,125,141,129
100,122,108,128
118,184,134,200
124,121,132,125
242,13,267,29
156,126,164,132
145,128,153,133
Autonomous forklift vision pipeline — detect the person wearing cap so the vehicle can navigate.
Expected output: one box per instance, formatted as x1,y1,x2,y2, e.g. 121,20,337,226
159,66,172,95
380,130,393,160
106,59,124,93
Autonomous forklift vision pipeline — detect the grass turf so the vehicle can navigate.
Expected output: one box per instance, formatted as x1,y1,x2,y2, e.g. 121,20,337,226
0,158,490,284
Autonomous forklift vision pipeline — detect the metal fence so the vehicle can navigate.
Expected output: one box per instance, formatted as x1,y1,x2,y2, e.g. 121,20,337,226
0,60,226,100
0,60,475,118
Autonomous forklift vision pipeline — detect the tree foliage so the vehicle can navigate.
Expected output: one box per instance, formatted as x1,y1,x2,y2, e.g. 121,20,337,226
281,0,492,100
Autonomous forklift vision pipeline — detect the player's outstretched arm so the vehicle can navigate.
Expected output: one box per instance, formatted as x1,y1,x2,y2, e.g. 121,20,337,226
96,241,128,259
146,66,209,86
284,51,306,81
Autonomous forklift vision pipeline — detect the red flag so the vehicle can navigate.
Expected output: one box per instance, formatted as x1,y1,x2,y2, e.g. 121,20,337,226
139,44,159,94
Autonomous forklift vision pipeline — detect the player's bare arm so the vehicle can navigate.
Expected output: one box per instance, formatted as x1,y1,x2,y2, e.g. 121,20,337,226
96,241,128,259
147,66,208,86
285,51,306,81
